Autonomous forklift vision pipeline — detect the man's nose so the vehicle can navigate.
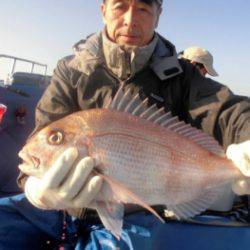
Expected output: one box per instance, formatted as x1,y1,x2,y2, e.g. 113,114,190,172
123,7,138,28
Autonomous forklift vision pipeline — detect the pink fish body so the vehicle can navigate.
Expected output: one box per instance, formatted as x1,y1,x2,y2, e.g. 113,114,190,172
19,86,242,238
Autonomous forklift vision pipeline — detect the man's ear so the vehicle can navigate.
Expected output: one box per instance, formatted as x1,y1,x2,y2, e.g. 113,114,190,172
155,7,162,28
101,3,107,25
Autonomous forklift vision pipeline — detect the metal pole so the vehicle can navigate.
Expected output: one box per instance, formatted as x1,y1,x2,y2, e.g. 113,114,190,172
44,65,47,76
0,54,47,68
31,63,35,73
11,59,16,75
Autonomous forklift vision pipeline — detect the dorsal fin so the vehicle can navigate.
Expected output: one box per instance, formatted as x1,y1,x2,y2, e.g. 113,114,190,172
106,84,225,157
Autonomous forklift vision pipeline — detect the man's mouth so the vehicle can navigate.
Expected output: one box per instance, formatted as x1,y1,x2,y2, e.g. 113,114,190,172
120,34,138,39
118,34,140,45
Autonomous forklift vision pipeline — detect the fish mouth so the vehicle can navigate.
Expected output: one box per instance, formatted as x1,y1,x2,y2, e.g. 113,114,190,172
18,150,40,169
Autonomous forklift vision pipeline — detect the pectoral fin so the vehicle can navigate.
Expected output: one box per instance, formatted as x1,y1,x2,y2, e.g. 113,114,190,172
93,174,164,239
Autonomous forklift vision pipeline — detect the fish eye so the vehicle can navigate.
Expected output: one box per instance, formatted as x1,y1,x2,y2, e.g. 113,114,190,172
48,130,64,145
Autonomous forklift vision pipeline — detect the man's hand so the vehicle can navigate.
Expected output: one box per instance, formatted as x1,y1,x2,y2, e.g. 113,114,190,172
24,147,103,210
226,140,250,195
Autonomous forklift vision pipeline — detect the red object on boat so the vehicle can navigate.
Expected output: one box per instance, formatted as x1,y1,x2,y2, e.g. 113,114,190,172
0,104,7,124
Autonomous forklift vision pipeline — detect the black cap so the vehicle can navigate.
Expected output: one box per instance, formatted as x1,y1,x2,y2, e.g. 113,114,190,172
155,0,163,5
142,0,162,5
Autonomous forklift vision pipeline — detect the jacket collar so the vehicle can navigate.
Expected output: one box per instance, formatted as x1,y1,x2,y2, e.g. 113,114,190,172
102,30,159,80
150,35,183,80
69,32,183,80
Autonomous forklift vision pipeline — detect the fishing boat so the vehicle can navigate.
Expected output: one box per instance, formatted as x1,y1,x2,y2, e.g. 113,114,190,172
0,54,50,197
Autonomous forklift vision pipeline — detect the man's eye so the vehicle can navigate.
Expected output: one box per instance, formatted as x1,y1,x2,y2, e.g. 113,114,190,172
137,6,151,14
113,3,125,10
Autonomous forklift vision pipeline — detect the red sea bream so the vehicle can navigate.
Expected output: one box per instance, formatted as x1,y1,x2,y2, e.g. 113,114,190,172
18,85,242,238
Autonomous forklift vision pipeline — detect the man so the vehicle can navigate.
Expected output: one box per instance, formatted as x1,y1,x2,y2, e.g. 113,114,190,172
181,46,219,77
0,0,250,249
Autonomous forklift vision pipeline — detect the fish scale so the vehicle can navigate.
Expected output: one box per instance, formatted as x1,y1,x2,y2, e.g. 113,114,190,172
93,135,162,184
89,122,231,206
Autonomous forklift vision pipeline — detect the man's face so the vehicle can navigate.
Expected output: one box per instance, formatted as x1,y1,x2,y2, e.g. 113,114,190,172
191,61,208,76
101,0,162,47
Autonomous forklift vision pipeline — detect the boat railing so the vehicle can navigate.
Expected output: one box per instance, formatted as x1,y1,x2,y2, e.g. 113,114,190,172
0,54,47,75
0,54,49,87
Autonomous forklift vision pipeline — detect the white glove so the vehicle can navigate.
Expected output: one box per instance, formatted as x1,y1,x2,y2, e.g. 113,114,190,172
226,140,250,195
24,147,103,210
